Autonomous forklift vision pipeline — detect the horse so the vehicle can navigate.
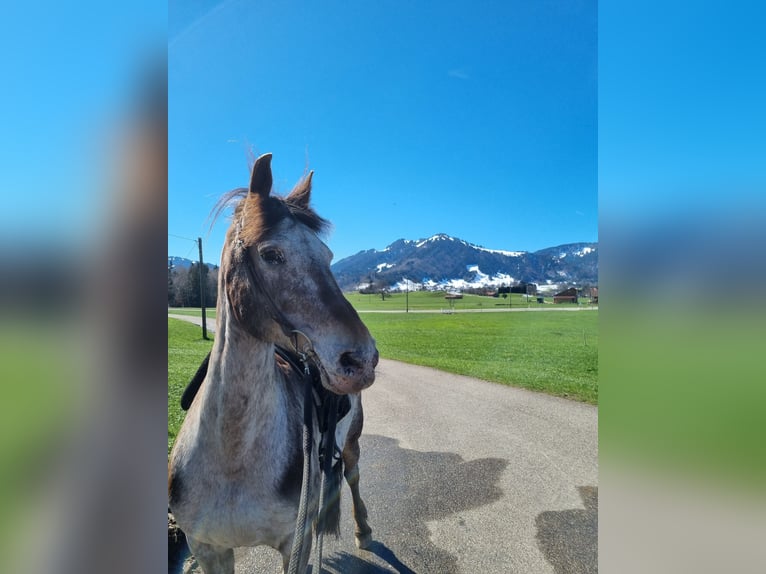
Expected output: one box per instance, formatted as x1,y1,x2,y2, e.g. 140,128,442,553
168,153,378,574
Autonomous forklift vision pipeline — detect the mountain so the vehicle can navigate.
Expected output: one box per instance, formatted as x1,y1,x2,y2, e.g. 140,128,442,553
331,234,597,292
168,256,219,271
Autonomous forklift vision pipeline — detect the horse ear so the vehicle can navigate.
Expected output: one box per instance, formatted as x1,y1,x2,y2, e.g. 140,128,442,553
287,171,313,208
249,153,273,197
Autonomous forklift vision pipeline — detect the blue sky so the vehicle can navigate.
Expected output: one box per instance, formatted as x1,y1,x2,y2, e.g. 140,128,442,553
168,0,597,264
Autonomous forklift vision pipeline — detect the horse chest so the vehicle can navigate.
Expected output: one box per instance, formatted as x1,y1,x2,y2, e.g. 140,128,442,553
172,418,323,548
176,457,318,548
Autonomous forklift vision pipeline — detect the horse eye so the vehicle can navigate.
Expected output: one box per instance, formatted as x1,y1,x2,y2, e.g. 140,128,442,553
260,248,285,265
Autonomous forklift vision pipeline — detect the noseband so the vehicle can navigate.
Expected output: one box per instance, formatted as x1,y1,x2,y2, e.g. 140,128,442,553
232,236,351,574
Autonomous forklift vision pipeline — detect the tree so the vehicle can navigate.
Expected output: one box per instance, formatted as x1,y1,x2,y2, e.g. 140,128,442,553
182,262,218,308
186,263,206,307
171,266,190,306
168,259,175,305
205,267,218,307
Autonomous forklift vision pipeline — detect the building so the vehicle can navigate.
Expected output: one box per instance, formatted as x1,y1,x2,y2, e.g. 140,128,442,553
553,287,578,304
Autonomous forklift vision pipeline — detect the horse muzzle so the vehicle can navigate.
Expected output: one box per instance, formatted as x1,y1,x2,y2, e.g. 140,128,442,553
326,347,379,394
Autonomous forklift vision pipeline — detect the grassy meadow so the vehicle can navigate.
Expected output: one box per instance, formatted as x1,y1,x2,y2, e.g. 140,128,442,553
168,319,213,451
363,311,597,403
168,289,596,317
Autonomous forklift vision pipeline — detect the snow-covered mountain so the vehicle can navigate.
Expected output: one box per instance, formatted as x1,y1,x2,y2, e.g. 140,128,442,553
168,256,218,271
331,234,598,292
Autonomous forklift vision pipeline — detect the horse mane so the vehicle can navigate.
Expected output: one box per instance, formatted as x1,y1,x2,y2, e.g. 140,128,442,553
208,179,330,246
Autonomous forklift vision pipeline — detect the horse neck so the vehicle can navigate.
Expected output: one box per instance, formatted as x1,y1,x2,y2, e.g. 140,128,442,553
201,301,296,463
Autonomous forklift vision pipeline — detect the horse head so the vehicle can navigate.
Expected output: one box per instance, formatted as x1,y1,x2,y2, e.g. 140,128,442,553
222,153,378,394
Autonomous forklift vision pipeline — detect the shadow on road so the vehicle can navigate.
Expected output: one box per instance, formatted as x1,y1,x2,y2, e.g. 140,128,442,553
331,434,509,574
535,485,598,574
319,541,415,573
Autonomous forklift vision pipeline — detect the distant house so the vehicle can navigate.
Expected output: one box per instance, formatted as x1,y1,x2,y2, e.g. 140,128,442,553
587,287,598,304
553,287,578,304
444,292,463,300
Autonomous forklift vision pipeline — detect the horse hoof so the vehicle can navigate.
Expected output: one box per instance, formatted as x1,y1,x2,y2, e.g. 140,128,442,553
355,532,373,550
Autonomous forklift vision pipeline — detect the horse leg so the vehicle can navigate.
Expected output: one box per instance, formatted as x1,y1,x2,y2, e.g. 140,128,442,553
342,435,373,549
186,538,234,574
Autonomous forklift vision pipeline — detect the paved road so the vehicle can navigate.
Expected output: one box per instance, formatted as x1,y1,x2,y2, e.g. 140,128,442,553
169,314,598,574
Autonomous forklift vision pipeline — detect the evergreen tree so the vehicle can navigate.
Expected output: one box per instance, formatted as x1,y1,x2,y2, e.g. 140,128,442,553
186,263,206,307
171,267,189,306
168,259,175,305
184,262,218,308
206,267,218,307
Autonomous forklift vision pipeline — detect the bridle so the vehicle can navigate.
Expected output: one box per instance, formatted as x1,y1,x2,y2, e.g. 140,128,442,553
231,231,350,574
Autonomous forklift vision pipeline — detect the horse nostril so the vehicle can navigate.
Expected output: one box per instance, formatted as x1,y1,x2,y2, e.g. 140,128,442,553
340,352,363,370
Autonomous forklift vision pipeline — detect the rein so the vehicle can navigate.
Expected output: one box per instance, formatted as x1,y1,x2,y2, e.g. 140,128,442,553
283,333,349,574
235,238,348,572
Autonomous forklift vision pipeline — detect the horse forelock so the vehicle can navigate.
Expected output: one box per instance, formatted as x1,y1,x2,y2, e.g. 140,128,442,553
212,184,329,253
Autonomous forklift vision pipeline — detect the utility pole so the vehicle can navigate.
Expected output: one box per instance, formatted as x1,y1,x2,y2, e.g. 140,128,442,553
198,237,208,340
405,279,409,313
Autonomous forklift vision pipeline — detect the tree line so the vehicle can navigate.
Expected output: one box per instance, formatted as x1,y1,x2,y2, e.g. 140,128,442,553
168,260,218,308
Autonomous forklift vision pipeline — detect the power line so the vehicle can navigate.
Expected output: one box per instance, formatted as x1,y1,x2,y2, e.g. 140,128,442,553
182,243,196,260
169,233,197,242
169,233,201,259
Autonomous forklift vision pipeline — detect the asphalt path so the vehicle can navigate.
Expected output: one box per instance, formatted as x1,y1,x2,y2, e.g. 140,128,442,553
169,314,598,574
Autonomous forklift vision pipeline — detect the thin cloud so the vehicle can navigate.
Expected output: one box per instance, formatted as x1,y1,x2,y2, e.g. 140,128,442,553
448,69,470,80
169,0,240,49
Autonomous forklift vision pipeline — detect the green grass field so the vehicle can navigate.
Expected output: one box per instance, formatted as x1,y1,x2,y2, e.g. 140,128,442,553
363,311,597,403
169,290,596,317
168,319,214,451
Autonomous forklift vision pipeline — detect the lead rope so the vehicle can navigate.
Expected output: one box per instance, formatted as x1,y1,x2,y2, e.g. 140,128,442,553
286,331,331,574
286,354,315,574
230,232,333,574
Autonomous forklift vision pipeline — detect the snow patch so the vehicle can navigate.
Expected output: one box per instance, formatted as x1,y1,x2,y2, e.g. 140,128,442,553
537,282,566,294
474,246,525,257
392,278,423,291
415,234,455,248
436,265,514,291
